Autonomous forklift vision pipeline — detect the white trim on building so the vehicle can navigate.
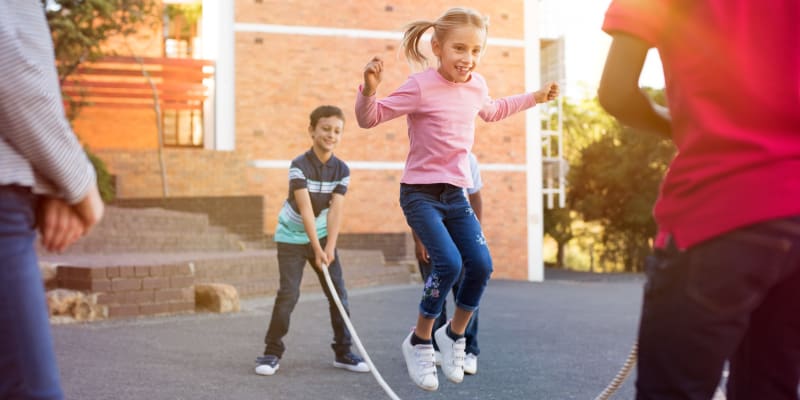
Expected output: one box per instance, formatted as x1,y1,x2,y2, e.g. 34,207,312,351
201,0,235,151
524,0,544,282
234,23,525,48
249,160,527,172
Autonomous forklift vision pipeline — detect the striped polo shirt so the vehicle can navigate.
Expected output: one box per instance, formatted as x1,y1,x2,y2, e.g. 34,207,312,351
274,149,350,244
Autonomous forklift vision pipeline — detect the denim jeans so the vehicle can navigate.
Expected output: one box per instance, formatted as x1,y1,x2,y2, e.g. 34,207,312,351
0,186,64,400
418,259,480,355
264,237,353,358
637,216,800,400
400,183,492,320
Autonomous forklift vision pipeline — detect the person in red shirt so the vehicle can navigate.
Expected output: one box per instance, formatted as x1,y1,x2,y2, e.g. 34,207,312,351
599,1,800,399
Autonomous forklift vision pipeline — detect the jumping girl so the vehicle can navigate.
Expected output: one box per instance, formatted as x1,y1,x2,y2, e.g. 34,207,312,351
355,7,558,392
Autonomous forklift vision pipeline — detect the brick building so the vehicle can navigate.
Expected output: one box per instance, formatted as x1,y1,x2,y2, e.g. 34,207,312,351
73,0,552,281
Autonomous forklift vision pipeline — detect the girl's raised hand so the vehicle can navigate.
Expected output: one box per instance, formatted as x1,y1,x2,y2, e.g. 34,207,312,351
534,82,560,103
362,56,384,96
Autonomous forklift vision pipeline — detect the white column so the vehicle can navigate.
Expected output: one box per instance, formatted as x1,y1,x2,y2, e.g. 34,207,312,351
524,0,544,282
201,0,235,151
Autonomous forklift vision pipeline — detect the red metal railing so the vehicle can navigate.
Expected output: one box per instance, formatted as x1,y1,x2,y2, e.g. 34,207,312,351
62,56,214,111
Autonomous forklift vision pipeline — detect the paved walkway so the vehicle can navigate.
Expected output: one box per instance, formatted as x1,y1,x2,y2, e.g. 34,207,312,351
53,269,644,400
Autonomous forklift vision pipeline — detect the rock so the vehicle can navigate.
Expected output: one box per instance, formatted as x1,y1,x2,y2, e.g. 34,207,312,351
47,288,81,316
46,289,106,322
195,283,240,313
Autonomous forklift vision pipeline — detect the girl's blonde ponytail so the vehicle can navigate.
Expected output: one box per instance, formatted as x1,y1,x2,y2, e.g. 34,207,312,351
401,20,436,69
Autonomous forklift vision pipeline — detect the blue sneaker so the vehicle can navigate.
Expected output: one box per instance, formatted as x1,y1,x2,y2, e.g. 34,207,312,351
334,352,369,372
254,355,280,376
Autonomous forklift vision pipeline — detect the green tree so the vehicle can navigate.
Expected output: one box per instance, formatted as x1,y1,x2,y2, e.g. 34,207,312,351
542,97,616,267
43,0,158,201
568,91,674,272
543,206,573,267
44,0,157,85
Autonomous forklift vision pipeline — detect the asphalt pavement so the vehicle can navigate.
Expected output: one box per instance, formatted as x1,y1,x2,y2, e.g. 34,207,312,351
53,269,645,400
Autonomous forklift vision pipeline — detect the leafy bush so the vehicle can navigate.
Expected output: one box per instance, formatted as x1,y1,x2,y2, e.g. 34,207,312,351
85,148,115,203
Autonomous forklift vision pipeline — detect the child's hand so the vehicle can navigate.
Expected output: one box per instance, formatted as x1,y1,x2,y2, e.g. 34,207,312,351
324,244,337,268
313,247,330,271
534,82,560,103
362,56,384,96
38,196,86,252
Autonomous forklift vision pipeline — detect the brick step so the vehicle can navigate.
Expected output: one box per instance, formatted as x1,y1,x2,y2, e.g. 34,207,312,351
99,206,212,233
53,231,243,254
37,206,249,256
42,249,404,319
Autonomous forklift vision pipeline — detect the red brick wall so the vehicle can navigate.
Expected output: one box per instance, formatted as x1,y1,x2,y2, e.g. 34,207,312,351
95,149,252,198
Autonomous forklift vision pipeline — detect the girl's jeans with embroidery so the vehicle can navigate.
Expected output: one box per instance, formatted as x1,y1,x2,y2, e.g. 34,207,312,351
399,183,492,320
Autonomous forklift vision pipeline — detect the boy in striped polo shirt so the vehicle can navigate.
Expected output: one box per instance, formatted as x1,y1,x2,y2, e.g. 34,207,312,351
255,105,368,376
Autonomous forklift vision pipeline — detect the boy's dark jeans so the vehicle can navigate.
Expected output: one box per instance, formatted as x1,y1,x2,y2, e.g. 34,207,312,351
264,238,353,358
637,216,800,400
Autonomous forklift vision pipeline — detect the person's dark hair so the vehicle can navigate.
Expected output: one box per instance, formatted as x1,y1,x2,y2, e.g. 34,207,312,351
309,105,345,128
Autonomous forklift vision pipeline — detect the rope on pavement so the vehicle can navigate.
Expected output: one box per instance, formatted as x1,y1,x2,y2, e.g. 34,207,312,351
322,264,402,400
593,341,727,400
593,341,638,400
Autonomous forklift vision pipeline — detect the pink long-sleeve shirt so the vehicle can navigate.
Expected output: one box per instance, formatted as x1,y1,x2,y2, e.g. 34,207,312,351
356,68,536,188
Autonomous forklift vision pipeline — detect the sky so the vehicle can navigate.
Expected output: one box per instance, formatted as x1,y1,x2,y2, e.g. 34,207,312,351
541,0,665,99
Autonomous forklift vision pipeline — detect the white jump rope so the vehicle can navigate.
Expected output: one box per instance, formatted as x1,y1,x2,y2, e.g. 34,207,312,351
322,263,648,400
321,264,402,400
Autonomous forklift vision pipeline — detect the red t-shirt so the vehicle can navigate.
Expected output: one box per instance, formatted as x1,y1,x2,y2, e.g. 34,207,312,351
603,0,800,249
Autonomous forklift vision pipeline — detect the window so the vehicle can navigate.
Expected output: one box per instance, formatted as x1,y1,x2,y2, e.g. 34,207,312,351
163,108,203,147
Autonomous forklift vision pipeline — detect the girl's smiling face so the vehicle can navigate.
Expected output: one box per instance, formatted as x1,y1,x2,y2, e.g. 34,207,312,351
432,25,486,83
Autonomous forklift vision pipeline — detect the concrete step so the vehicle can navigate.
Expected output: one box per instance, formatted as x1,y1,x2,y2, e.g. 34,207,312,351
52,231,243,254
37,206,247,255
98,206,212,233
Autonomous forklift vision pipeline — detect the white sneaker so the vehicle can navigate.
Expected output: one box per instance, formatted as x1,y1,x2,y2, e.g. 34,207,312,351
401,331,439,391
464,353,478,375
434,350,442,366
254,355,280,376
434,322,466,383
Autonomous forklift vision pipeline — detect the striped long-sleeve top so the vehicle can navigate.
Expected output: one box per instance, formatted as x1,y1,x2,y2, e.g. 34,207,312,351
0,1,95,203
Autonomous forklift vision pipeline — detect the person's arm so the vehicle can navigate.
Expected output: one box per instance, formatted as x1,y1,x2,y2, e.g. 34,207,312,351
598,33,672,138
324,193,345,266
0,4,103,241
355,64,420,129
468,191,483,223
478,80,559,122
294,188,327,270
412,230,429,264
0,5,98,205
467,152,483,222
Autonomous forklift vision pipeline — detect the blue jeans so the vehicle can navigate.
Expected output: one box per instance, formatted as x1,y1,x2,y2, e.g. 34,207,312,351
637,216,800,400
418,260,480,355
264,238,353,358
0,186,64,400
400,183,492,320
